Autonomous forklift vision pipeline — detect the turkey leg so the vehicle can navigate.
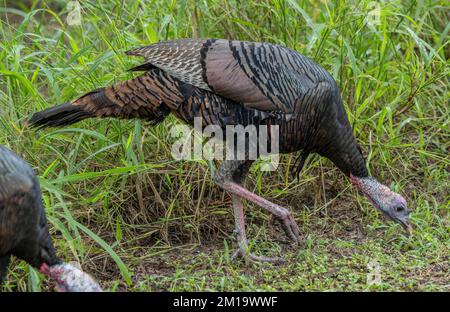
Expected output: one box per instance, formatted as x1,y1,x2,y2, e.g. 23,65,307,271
222,181,300,243
214,160,300,263
231,194,285,264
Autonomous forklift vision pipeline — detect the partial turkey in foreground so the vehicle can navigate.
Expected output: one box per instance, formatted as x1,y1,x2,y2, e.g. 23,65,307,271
0,145,102,291
29,39,411,263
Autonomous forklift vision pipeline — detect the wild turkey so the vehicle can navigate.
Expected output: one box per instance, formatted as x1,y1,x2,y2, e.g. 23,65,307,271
29,39,411,263
0,145,102,291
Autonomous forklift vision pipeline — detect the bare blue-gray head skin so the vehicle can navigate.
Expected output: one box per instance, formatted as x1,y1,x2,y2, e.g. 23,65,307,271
0,145,103,292
350,174,412,233
40,263,103,292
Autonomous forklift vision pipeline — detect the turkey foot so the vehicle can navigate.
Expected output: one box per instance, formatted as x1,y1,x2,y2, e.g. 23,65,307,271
230,195,285,265
231,247,285,264
222,182,301,243
269,213,302,244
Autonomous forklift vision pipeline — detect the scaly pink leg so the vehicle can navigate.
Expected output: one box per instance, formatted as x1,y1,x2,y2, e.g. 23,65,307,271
213,160,300,264
223,182,300,243
231,195,285,264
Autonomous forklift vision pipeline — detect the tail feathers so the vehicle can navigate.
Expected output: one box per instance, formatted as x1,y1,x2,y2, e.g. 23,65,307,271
28,71,185,129
28,102,93,128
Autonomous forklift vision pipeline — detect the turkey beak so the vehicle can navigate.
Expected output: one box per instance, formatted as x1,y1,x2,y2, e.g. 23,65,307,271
398,218,413,236
404,222,413,236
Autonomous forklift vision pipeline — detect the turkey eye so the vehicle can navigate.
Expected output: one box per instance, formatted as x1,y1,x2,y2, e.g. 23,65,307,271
395,206,405,213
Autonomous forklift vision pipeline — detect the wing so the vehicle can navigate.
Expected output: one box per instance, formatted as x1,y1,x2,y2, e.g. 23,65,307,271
126,39,335,114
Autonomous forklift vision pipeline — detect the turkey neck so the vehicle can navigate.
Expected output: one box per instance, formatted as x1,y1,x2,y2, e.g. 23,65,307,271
12,196,62,269
310,94,369,179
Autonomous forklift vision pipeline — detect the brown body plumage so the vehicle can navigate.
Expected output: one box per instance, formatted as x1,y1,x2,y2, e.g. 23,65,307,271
29,39,367,177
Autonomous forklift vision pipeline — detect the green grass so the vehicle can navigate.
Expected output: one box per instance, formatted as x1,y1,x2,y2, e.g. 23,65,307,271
0,0,448,291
